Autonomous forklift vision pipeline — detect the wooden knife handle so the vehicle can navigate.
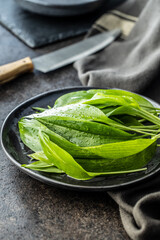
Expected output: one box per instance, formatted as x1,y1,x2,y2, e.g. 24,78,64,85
0,57,34,85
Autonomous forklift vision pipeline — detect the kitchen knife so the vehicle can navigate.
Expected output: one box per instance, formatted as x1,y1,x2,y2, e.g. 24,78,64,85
0,29,121,85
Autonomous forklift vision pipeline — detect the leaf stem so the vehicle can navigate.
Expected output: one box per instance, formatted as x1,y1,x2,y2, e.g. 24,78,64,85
140,105,160,110
138,108,160,127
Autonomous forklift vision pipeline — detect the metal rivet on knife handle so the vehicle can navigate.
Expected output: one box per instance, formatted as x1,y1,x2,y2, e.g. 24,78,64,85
0,57,34,85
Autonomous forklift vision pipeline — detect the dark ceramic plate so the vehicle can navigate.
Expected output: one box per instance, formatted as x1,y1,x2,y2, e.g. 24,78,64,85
1,87,160,191
15,0,106,16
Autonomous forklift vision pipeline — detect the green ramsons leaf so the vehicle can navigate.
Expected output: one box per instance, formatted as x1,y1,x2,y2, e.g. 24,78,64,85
22,160,64,173
28,132,149,179
54,89,154,112
82,93,140,108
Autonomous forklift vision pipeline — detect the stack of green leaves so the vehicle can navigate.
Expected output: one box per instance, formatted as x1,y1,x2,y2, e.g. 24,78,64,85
18,89,160,180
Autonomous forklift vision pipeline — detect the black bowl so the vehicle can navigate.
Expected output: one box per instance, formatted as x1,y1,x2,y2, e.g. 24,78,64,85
15,0,106,16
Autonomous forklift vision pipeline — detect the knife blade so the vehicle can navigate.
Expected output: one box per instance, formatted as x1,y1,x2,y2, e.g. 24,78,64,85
0,29,121,85
33,29,121,73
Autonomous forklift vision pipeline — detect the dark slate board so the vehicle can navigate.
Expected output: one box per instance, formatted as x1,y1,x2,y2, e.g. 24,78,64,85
0,0,125,48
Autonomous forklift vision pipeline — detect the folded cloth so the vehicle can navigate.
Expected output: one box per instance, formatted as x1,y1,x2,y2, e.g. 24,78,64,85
74,0,160,93
108,173,160,240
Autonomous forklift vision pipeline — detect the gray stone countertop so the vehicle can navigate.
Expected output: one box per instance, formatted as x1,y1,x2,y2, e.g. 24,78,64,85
0,24,160,240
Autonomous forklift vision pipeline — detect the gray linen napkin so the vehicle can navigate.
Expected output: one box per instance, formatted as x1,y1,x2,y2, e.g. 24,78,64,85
75,1,160,239
108,173,160,240
74,0,160,93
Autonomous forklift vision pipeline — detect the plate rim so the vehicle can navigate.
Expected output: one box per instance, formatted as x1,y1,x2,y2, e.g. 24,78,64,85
1,86,160,191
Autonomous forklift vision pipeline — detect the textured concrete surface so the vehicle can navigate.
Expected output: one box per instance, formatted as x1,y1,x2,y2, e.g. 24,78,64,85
0,24,160,240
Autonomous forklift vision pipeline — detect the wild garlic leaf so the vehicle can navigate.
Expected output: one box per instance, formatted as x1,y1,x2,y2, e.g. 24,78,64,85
54,89,154,111
32,107,47,112
37,118,133,137
83,138,156,159
101,106,118,114
36,116,137,147
82,93,140,108
32,103,146,134
117,115,143,126
37,132,148,179
22,160,64,173
29,151,50,163
19,118,43,152
38,123,133,147
54,90,94,108
24,160,53,168
19,118,99,158
87,89,154,111
32,103,109,123
108,106,160,127
76,140,156,172
39,131,92,180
